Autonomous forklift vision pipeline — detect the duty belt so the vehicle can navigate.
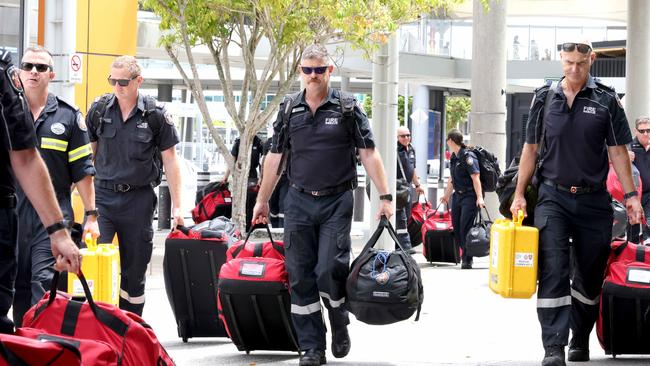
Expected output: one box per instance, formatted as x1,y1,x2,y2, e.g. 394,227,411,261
542,178,604,195
290,179,357,197
96,179,148,193
0,194,16,209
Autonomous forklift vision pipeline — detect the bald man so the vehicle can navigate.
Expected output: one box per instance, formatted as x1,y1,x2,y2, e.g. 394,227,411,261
396,126,424,253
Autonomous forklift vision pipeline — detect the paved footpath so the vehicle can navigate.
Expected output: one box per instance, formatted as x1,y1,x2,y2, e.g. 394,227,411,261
143,231,650,366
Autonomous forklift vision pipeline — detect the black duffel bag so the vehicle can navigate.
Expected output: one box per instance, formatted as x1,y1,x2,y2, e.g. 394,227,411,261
346,216,423,325
464,207,492,258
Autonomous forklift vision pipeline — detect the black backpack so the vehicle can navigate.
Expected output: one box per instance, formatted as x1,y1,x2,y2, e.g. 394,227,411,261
88,93,164,187
346,216,423,325
467,145,501,192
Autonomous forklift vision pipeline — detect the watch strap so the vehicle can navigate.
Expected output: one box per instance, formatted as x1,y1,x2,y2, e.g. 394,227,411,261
45,220,71,235
85,209,99,217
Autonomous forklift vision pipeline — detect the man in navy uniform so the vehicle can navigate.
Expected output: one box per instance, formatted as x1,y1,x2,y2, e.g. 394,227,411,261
396,125,424,252
630,116,650,237
252,44,393,366
511,38,643,366
11,46,98,326
0,48,80,333
87,55,183,316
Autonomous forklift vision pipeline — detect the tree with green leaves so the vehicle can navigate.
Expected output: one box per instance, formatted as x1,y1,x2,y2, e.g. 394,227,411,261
363,94,412,126
446,96,471,131
142,0,460,230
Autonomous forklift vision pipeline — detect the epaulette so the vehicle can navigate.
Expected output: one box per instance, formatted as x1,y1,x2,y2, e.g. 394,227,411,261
56,95,80,112
155,100,166,110
594,79,616,93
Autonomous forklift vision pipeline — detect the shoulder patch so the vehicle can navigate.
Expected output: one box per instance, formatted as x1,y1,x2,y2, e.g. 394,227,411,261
615,94,623,108
466,156,474,166
76,113,87,131
164,109,174,126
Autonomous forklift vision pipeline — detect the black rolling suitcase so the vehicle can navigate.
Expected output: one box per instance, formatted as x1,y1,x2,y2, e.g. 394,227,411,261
597,239,650,356
217,226,299,354
421,206,459,264
163,223,238,342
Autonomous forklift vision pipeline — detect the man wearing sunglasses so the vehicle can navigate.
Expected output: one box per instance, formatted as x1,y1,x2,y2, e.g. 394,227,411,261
396,126,424,253
11,46,97,327
86,55,183,316
630,117,650,238
511,39,642,366
0,48,80,334
253,44,392,366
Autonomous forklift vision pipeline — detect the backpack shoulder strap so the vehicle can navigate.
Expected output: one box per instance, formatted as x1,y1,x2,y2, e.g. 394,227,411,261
142,95,162,136
539,81,558,155
276,91,301,175
335,89,357,139
89,93,114,136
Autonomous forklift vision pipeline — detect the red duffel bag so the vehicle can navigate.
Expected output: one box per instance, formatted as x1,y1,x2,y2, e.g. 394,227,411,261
21,271,175,366
226,224,285,261
0,330,81,366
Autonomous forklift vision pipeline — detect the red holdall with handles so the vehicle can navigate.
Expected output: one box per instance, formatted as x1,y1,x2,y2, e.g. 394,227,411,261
0,331,81,366
21,271,175,366
226,224,285,261
407,195,434,247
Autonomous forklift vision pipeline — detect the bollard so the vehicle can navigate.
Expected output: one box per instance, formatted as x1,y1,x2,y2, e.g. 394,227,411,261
158,174,171,230
353,174,366,222
196,171,211,203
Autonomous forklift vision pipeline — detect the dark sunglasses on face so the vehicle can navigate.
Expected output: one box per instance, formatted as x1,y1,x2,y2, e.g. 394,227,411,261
20,62,51,72
559,42,592,54
301,66,328,75
637,128,650,134
108,75,137,87
398,134,411,138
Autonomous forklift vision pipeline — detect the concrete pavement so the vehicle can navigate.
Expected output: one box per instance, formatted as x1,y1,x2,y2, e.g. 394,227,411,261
143,229,650,366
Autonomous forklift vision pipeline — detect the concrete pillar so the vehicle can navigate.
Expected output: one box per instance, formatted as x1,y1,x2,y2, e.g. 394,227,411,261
625,0,650,126
157,83,173,102
340,75,350,92
470,0,507,215
370,34,399,249
411,85,429,185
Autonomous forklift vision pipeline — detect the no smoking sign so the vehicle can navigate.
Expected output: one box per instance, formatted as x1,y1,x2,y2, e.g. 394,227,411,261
69,53,82,84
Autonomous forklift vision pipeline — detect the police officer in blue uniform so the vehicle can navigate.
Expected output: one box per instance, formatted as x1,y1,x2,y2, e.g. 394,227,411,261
87,55,184,316
511,39,643,366
440,129,484,269
396,126,424,252
252,44,392,366
222,135,264,231
0,48,80,333
630,116,650,237
12,47,97,326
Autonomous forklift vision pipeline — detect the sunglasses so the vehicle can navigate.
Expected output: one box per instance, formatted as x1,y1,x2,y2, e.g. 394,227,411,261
20,62,51,72
637,128,650,134
301,66,328,75
398,134,411,138
559,42,592,54
108,76,137,87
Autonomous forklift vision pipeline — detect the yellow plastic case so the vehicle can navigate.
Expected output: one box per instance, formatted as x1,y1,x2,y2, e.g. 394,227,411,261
489,211,539,298
68,236,120,305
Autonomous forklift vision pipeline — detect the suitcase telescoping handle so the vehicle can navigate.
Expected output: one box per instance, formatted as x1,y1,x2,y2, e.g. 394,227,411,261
358,216,407,258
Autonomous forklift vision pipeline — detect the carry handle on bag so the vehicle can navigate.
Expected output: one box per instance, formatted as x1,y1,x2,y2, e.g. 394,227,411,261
360,215,409,257
474,206,492,226
229,223,284,259
426,202,449,220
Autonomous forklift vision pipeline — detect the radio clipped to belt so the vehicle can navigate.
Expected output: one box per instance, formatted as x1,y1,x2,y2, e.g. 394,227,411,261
67,234,120,305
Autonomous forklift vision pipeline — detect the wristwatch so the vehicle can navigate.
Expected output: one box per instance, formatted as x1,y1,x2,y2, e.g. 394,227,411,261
379,193,393,202
45,220,71,235
624,191,639,200
85,209,99,217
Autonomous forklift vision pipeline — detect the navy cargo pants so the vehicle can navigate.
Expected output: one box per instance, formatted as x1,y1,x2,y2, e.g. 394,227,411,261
284,188,352,351
451,191,478,264
0,208,17,334
534,183,612,347
96,185,156,316
13,191,73,326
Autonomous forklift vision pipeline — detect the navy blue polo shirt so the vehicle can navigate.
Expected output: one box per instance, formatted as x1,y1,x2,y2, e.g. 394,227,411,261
631,137,650,194
450,148,479,192
33,94,94,193
397,143,416,183
87,94,179,185
270,88,374,191
525,75,631,188
1,84,37,195
231,136,263,180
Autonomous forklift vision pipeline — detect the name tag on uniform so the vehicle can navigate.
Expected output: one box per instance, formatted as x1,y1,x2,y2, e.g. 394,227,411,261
291,106,305,113
101,118,112,124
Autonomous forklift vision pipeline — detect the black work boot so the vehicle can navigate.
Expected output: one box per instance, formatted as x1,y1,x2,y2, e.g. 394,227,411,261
567,336,590,362
299,349,326,366
331,325,351,358
542,346,566,366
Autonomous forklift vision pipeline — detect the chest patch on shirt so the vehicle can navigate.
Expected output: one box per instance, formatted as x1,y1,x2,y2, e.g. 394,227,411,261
325,117,339,125
292,106,305,113
137,122,149,129
583,106,596,115
50,122,66,135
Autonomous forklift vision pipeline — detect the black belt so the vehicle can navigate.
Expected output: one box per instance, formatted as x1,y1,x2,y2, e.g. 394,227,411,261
542,179,604,195
290,179,357,197
456,188,474,195
96,179,147,193
0,194,16,209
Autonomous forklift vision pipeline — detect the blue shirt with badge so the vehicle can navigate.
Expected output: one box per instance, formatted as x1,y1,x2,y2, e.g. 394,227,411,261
270,88,374,191
87,94,179,185
525,75,631,188
397,143,416,183
450,147,480,192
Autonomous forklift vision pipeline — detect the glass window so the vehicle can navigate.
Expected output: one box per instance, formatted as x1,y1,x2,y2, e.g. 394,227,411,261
529,27,555,61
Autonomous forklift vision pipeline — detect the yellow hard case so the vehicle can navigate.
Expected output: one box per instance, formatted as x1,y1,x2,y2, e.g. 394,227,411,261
68,236,120,305
488,211,539,298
